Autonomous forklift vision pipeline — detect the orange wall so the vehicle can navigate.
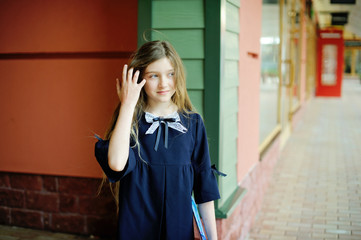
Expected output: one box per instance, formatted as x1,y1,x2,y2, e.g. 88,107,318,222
0,0,137,178
237,0,263,182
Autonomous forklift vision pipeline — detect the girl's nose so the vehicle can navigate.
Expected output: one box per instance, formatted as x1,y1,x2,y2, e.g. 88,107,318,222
158,76,168,87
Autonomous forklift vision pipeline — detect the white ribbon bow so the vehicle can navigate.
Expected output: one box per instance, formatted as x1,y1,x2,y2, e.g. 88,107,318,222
144,112,187,135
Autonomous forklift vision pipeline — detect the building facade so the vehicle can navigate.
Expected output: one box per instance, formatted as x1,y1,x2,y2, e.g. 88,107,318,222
0,0,314,239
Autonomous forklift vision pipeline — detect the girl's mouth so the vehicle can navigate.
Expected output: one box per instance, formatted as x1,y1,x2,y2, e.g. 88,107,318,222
157,90,169,95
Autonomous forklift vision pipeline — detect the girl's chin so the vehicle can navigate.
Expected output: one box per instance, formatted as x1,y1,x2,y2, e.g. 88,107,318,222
148,97,172,103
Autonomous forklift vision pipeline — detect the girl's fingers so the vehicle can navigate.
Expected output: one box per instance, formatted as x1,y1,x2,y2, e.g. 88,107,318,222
116,78,121,97
122,64,128,84
127,68,134,83
138,79,146,88
132,70,140,83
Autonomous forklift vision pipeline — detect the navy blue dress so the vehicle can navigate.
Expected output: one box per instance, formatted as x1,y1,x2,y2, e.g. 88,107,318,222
95,112,220,240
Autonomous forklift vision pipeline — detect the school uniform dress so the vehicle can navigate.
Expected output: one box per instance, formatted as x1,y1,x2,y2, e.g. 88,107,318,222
95,112,220,240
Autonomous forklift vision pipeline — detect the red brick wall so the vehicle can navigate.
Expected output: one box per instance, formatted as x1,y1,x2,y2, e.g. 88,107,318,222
0,172,117,238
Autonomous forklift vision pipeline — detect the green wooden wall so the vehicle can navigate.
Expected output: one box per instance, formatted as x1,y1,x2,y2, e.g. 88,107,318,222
138,0,244,218
151,0,205,116
218,0,240,209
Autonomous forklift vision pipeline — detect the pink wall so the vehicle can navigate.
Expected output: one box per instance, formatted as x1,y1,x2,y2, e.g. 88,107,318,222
0,0,137,178
237,0,263,183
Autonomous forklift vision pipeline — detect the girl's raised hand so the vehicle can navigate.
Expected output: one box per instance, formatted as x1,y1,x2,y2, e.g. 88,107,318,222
116,64,146,108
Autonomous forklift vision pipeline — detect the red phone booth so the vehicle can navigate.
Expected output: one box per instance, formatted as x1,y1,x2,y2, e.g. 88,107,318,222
316,29,344,97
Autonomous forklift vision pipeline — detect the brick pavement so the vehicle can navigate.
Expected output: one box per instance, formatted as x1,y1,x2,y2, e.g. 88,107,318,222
248,78,361,240
0,225,108,240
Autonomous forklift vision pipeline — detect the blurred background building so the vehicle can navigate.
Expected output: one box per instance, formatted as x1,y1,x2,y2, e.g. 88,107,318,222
0,0,360,239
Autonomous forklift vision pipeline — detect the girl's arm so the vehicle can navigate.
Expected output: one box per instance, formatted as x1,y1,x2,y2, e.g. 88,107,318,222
108,65,146,172
198,201,218,240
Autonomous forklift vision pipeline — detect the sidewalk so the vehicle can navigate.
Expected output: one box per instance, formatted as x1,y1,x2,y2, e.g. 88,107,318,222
248,78,361,240
0,225,107,240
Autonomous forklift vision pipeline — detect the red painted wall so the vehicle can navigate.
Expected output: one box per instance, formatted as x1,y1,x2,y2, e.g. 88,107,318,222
0,0,138,178
0,0,137,53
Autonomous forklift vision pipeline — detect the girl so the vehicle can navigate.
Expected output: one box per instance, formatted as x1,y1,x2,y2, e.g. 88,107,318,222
95,40,221,240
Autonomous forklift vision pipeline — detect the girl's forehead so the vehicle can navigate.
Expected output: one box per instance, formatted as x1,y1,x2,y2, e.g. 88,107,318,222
145,57,174,72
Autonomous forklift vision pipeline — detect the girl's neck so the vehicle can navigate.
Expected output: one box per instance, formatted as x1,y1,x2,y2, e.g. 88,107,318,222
145,101,178,117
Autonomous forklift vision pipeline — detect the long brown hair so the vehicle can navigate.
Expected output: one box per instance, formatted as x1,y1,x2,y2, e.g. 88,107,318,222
100,40,194,210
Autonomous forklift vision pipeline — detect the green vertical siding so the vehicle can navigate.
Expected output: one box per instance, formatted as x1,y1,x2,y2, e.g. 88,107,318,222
188,90,204,116
184,60,204,90
139,0,243,218
224,60,239,88
217,0,240,209
138,0,152,46
225,32,240,60
226,1,240,33
228,0,241,8
204,0,222,212
151,0,205,116
152,30,204,59
152,1,204,28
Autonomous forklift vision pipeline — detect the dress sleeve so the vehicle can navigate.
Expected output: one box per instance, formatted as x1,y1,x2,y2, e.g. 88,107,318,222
192,115,221,204
94,138,136,183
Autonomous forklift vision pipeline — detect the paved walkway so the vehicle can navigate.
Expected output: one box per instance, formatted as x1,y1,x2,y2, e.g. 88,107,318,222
248,78,361,240
0,225,106,240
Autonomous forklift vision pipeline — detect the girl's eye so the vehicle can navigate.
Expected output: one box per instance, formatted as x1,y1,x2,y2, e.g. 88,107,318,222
149,74,158,79
168,72,175,77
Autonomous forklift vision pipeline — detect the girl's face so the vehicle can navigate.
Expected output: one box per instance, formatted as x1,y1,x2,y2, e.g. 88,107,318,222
143,57,176,106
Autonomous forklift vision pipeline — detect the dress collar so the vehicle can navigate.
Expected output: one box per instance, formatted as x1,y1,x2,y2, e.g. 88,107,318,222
144,111,187,151
144,112,187,134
